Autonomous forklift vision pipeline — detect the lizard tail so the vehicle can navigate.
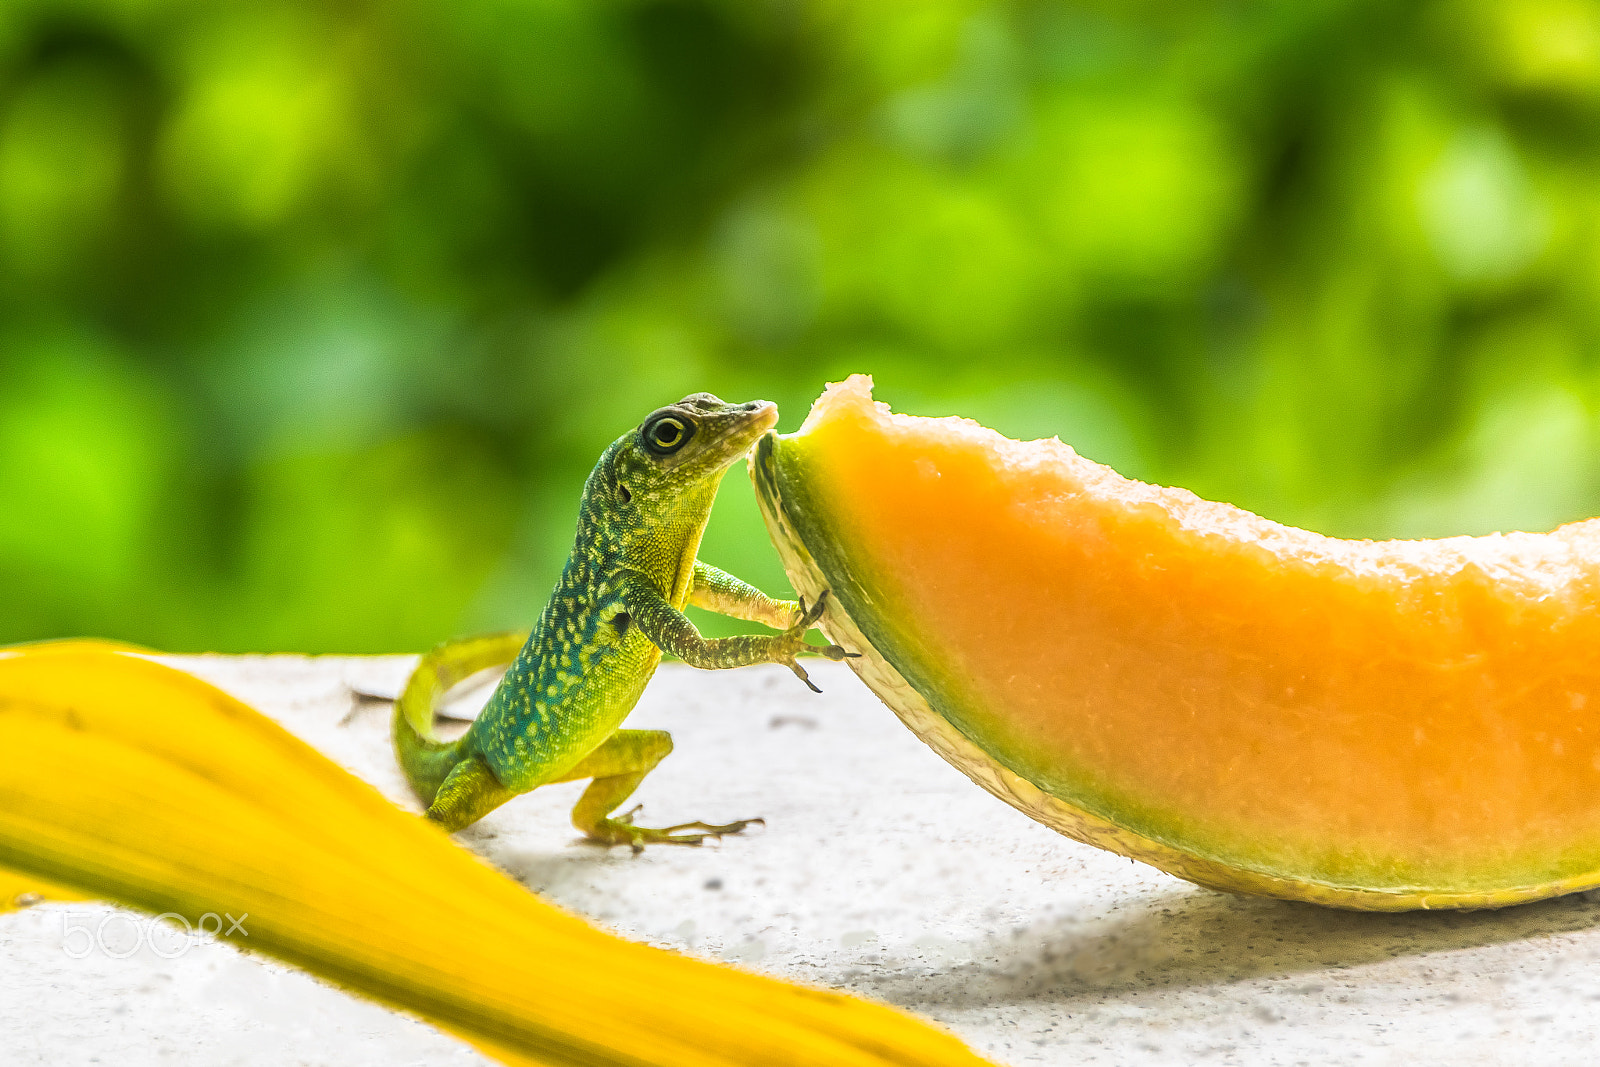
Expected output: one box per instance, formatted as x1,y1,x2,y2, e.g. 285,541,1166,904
392,631,530,806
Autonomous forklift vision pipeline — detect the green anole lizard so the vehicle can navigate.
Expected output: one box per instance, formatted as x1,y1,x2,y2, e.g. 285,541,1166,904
393,393,855,845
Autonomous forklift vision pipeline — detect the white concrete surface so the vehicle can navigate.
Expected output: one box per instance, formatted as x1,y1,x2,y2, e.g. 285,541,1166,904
5,655,1600,1066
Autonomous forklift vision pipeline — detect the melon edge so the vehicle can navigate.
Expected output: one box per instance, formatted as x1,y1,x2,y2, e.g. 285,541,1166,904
750,432,1597,912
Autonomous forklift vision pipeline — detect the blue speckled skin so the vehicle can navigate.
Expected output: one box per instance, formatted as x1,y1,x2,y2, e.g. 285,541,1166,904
394,394,851,842
472,458,703,793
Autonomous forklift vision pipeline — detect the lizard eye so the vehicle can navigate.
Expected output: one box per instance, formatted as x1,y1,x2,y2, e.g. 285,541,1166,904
642,415,693,456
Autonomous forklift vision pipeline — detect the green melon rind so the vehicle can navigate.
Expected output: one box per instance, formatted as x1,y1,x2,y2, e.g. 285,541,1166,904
751,432,1600,911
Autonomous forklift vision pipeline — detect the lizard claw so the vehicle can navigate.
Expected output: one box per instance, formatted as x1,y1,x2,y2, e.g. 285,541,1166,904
785,657,823,693
780,589,861,684
799,590,830,628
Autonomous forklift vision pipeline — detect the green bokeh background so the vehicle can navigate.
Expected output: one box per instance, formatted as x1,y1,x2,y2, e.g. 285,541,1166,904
3,0,1600,651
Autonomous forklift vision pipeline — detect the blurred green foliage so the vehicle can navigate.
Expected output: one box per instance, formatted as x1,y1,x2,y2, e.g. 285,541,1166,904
4,0,1600,651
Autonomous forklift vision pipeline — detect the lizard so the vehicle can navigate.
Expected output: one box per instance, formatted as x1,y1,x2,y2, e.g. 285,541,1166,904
392,392,855,846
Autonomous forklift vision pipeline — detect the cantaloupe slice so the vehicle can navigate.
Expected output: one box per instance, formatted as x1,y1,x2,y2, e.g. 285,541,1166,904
752,375,1600,910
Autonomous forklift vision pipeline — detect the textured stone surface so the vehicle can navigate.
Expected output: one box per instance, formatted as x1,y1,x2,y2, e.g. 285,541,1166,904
4,655,1600,1065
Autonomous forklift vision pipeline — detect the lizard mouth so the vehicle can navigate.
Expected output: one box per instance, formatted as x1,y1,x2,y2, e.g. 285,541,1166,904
723,400,779,465
740,400,780,437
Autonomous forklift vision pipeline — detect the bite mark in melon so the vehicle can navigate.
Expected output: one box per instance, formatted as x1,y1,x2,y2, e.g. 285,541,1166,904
752,375,1600,910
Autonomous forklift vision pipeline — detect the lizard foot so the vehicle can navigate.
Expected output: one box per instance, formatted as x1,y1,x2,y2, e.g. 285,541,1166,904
774,591,860,692
585,807,764,853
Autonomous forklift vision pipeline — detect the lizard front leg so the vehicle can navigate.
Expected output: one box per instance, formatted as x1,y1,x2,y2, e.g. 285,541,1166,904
619,572,853,692
556,730,759,852
689,560,800,629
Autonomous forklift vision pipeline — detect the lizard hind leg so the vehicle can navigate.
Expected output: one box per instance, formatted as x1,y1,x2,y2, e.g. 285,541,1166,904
394,629,529,805
560,730,761,853
425,754,521,833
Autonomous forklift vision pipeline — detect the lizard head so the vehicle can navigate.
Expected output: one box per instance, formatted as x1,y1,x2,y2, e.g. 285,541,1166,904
601,393,779,517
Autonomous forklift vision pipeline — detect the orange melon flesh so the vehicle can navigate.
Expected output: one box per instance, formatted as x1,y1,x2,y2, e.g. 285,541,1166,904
752,375,1600,910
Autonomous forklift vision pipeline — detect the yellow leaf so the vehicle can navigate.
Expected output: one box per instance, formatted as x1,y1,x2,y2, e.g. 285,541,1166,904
0,642,994,1067
0,867,83,912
